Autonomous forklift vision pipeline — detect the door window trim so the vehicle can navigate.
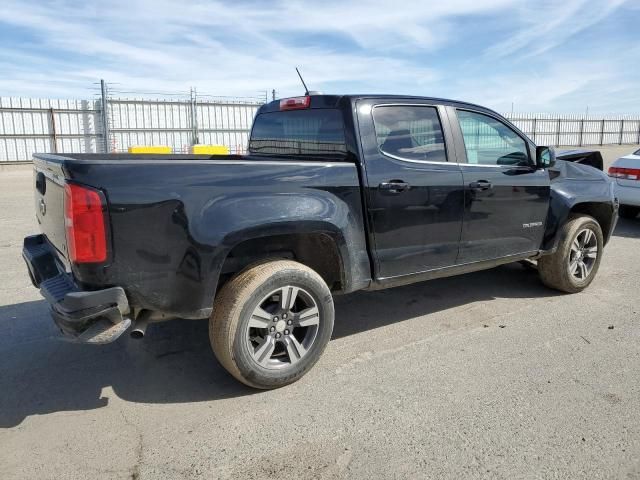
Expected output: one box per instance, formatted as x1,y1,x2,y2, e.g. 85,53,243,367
454,108,534,168
371,103,452,166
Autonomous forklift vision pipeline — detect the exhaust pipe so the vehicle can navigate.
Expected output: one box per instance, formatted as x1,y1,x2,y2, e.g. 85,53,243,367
130,311,175,339
130,314,150,339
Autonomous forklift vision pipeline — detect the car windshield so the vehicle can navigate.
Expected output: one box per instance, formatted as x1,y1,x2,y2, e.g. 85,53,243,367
249,109,348,158
635,148,640,155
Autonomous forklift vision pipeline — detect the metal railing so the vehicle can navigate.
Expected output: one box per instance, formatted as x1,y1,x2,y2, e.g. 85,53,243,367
0,81,265,162
503,113,640,147
104,82,265,155
2,87,640,162
0,98,104,162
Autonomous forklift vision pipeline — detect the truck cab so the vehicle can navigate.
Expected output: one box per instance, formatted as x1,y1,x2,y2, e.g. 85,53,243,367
352,98,551,281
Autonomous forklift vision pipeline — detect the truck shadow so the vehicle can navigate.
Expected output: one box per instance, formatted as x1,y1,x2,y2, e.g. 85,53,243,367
0,300,251,428
332,261,554,339
0,261,557,428
612,217,640,239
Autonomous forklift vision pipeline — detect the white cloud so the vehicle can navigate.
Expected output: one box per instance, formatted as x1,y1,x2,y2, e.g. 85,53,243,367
484,0,627,58
0,0,636,113
0,0,516,96
456,40,640,113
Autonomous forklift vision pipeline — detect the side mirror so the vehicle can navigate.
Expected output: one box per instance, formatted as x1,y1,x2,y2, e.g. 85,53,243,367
536,146,556,169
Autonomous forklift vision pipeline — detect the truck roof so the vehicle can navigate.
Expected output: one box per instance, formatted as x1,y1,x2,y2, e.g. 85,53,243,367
258,94,500,116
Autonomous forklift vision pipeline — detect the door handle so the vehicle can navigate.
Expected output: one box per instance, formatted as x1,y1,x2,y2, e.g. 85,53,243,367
469,180,492,191
379,180,410,194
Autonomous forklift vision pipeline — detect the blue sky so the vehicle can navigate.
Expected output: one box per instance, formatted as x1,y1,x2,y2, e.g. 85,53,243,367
0,0,638,113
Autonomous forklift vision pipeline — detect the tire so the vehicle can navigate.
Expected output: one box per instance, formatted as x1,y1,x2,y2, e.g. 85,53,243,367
619,205,639,219
210,260,334,389
538,215,603,293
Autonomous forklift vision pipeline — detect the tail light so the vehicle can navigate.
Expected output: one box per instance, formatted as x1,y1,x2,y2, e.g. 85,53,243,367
279,96,311,111
64,183,108,263
608,166,640,180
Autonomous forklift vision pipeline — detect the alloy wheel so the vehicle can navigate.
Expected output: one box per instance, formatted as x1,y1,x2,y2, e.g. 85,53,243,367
245,286,320,369
568,228,598,281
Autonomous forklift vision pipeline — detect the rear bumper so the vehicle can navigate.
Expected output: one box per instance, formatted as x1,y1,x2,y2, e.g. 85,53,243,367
614,183,640,207
22,234,131,344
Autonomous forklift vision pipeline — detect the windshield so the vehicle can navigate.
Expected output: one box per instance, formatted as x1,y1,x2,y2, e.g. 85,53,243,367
249,109,347,158
635,148,640,156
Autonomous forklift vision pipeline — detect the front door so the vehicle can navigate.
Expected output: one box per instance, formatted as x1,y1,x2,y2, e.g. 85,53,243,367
450,108,550,263
357,102,465,279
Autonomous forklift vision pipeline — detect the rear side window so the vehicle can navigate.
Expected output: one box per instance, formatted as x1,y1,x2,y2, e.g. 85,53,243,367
372,105,447,162
249,109,347,158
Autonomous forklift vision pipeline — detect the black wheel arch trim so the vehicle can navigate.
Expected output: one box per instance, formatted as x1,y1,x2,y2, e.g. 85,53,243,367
541,181,618,252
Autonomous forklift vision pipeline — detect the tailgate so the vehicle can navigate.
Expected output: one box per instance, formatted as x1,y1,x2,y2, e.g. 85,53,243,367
34,163,68,260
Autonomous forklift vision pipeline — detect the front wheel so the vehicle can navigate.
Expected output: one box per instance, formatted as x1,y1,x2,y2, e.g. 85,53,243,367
538,215,603,293
210,260,334,389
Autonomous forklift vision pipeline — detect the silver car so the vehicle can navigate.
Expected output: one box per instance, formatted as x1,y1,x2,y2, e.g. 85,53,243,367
609,147,640,219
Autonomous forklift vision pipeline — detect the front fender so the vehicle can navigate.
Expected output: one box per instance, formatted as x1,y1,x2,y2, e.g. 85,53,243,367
542,162,617,251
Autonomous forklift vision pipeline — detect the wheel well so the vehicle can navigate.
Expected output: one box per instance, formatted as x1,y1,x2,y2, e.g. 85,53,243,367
570,202,614,242
218,233,343,293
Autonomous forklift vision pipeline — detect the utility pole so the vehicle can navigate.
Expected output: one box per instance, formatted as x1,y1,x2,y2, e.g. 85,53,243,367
100,79,111,153
272,89,276,101
190,87,199,145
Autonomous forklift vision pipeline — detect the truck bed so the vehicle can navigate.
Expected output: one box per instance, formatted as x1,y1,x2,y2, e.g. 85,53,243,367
35,152,356,164
32,152,371,319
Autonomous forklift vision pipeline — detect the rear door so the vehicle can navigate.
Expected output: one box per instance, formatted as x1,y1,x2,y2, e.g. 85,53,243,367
449,107,550,263
356,100,465,278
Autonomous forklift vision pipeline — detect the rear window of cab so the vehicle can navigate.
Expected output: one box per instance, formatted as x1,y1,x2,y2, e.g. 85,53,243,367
249,109,347,158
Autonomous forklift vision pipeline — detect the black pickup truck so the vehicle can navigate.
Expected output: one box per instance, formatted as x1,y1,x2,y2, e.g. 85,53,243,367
23,94,618,389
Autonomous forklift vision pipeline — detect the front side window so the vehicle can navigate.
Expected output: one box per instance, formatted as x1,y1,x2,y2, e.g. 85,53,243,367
457,110,530,166
372,105,447,162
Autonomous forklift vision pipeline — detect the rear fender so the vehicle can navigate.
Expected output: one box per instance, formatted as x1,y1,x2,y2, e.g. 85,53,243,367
198,191,372,301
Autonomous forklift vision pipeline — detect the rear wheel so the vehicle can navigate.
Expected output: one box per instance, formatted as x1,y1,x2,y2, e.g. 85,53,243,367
210,260,334,389
619,205,639,219
538,215,603,293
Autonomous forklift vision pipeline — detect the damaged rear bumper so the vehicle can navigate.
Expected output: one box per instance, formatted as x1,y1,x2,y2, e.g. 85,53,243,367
22,234,131,344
